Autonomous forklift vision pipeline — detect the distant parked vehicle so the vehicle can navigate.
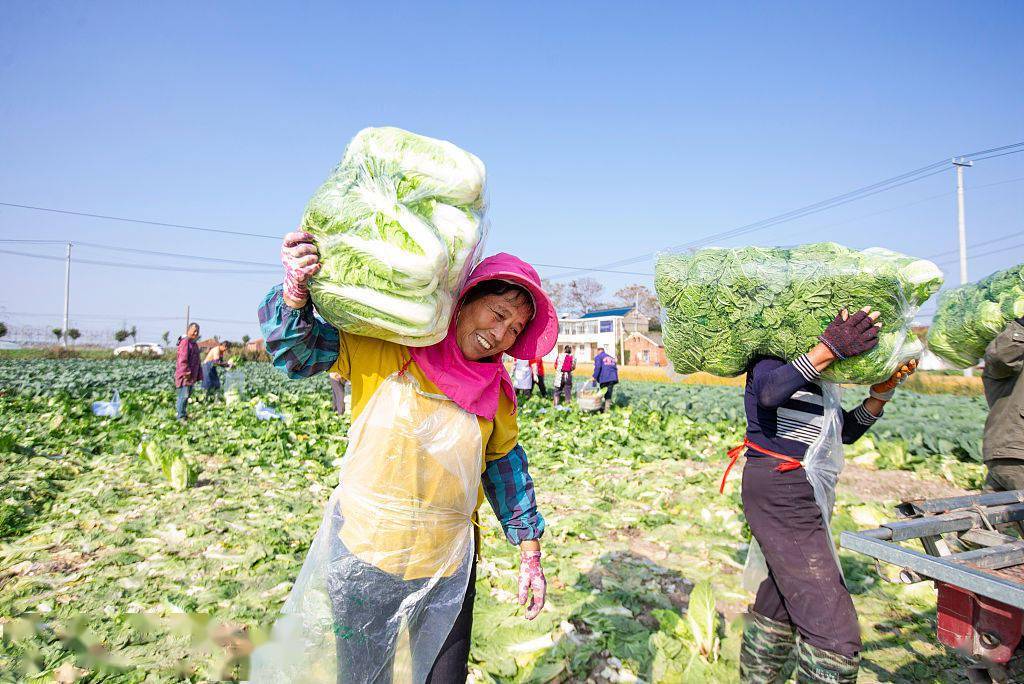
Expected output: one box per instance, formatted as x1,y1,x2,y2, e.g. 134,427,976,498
113,343,163,357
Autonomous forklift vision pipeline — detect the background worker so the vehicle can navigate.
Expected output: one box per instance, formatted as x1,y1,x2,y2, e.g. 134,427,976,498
201,340,231,400
530,357,547,398
981,315,1024,491
592,346,619,412
175,322,202,421
512,357,534,404
554,345,575,407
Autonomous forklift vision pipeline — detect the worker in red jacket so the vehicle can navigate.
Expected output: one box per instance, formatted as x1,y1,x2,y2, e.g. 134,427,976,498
175,322,202,421
529,357,547,398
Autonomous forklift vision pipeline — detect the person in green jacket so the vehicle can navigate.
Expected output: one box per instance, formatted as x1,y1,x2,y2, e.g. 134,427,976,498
982,316,1024,491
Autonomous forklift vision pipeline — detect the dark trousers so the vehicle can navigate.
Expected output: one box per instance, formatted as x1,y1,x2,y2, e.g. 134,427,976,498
532,375,547,398
556,373,573,403
741,455,861,659
599,380,617,404
329,377,347,416
984,459,1024,492
328,553,477,683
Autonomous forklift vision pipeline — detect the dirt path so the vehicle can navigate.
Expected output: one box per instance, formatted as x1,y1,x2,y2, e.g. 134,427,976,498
838,463,969,504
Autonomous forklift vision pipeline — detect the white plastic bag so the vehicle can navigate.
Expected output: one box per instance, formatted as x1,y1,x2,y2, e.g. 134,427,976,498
743,381,845,592
254,402,286,421
90,390,122,418
249,371,482,683
223,370,245,405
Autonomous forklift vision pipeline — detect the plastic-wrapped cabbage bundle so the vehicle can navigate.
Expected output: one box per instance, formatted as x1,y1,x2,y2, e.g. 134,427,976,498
927,263,1024,368
655,242,943,384
303,127,487,346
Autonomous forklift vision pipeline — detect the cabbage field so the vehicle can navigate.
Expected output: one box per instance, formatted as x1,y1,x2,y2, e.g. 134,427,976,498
0,359,994,682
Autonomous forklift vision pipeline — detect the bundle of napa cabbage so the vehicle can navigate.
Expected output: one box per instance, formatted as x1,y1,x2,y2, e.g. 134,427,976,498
655,242,943,384
927,263,1024,368
303,127,487,345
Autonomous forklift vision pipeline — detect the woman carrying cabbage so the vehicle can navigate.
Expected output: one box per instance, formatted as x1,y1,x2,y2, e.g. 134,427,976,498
725,307,917,684
251,231,557,684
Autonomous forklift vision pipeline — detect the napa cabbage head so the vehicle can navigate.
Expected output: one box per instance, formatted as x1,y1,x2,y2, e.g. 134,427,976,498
301,127,486,345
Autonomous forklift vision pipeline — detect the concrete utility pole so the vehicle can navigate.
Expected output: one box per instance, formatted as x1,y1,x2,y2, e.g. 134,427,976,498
62,242,72,349
185,305,190,332
953,158,973,286
953,158,973,376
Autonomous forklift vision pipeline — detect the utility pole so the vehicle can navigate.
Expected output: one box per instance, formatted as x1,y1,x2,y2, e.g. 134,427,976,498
62,242,72,349
185,305,191,333
953,157,973,376
953,158,972,285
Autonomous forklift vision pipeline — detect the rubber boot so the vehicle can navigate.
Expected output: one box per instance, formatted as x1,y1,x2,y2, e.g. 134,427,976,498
794,637,860,684
739,612,795,683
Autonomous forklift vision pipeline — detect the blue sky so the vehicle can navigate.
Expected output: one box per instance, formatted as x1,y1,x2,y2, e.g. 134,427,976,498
1,2,1022,344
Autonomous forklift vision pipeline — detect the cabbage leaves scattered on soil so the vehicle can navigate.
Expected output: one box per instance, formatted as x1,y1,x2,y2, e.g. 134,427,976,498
655,243,943,385
926,262,1024,368
303,126,487,346
0,359,990,681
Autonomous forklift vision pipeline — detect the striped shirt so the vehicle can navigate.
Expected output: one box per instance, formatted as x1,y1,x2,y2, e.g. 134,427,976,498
744,354,880,459
257,284,544,544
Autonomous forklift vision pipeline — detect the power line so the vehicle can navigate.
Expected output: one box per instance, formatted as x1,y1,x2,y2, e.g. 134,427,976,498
0,247,277,274
934,240,1024,267
0,310,256,325
0,202,280,240
0,238,280,268
542,164,951,278
545,141,1024,280
924,228,1024,260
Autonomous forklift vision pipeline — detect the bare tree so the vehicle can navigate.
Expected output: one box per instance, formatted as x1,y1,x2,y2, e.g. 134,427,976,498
67,328,81,344
614,284,661,320
540,280,568,314
566,278,605,315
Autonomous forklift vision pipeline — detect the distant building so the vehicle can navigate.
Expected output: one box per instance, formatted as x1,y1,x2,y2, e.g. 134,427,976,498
624,331,667,366
245,338,265,354
552,306,649,363
198,338,220,351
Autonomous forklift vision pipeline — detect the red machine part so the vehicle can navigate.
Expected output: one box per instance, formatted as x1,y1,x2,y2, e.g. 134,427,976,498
936,582,1024,664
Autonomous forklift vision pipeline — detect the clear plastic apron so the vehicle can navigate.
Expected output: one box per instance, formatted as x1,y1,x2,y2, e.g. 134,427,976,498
249,369,482,683
743,381,846,592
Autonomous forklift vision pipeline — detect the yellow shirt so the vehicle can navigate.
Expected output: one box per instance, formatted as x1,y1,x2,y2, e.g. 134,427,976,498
329,332,519,462
329,332,519,579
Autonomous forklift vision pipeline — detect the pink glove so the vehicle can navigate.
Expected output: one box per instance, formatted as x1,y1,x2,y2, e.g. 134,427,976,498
281,231,321,303
518,549,546,620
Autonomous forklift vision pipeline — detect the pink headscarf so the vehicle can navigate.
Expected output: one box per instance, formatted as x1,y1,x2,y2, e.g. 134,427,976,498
409,253,559,421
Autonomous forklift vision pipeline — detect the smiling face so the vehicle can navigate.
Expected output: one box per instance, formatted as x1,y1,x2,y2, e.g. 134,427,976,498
187,324,200,340
455,288,533,361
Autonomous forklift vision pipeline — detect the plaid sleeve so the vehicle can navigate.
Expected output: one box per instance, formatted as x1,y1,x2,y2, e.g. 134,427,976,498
257,285,339,379
482,444,546,545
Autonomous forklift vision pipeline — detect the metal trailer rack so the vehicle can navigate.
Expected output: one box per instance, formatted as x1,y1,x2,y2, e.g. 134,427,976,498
840,489,1024,683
